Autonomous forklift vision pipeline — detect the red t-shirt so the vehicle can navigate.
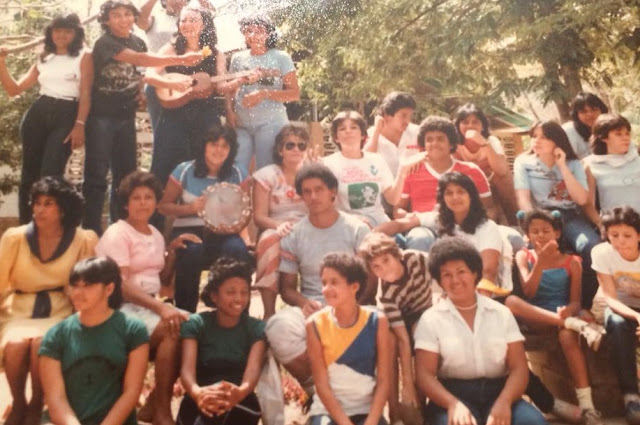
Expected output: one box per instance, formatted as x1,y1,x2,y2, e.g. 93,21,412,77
401,159,491,212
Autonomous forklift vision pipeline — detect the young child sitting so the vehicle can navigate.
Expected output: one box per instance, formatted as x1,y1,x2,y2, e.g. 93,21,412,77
307,253,391,425
506,209,604,425
357,231,433,424
590,206,640,425
39,257,149,425
178,257,266,425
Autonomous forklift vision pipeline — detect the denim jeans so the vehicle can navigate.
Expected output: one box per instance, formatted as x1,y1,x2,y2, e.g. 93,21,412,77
605,307,639,395
557,209,602,308
425,377,547,425
144,84,162,134
18,96,77,223
235,115,289,172
405,226,437,252
171,226,250,312
82,114,137,235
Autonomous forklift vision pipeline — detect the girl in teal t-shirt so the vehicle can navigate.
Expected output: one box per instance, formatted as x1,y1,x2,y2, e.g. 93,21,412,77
178,257,266,425
39,256,149,425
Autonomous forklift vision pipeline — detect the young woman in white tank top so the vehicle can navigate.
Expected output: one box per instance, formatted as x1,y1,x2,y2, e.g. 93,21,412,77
0,13,92,224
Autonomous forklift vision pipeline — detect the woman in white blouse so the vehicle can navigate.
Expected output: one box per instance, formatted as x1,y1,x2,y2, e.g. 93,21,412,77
415,237,548,425
0,13,92,224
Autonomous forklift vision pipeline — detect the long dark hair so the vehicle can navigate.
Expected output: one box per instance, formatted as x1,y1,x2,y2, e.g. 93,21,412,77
194,125,238,180
41,13,85,61
570,92,608,142
172,6,217,55
528,120,579,161
436,172,487,236
454,103,490,139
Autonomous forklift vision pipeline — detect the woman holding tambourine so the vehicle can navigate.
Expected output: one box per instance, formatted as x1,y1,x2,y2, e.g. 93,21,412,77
158,125,251,313
0,13,92,224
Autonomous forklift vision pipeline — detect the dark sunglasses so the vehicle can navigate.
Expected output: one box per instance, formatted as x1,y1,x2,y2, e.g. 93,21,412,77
284,142,308,151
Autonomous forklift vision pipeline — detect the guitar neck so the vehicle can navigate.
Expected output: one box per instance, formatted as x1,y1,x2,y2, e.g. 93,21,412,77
208,71,255,84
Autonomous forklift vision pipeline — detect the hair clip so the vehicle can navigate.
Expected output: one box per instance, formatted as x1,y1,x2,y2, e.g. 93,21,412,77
551,210,562,218
516,210,525,221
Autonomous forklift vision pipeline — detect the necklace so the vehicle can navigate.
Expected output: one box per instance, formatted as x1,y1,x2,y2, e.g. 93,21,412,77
453,302,477,311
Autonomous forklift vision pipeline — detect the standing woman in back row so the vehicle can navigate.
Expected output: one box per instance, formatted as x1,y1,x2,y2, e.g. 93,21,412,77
0,13,92,224
228,15,300,171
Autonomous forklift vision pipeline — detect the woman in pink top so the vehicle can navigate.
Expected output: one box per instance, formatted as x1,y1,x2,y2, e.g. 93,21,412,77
252,124,309,318
96,170,199,425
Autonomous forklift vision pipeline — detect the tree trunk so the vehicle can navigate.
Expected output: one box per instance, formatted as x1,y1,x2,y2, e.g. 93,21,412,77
558,63,583,120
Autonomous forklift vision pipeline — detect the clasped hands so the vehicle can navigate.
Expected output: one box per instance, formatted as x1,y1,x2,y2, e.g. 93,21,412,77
193,381,247,418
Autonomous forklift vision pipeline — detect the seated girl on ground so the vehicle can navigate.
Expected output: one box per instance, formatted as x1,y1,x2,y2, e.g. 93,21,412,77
307,253,391,425
39,257,149,425
178,257,266,425
590,206,640,425
507,210,604,425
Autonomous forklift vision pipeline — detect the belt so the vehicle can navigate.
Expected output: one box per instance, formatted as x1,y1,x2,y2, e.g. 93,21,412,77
40,94,78,102
15,286,64,295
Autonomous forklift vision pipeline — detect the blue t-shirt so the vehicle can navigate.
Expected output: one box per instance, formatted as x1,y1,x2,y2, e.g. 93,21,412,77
169,160,246,227
513,153,588,210
229,49,295,126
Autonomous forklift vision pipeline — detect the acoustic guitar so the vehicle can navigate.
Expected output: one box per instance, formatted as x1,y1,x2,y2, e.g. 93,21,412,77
156,70,254,109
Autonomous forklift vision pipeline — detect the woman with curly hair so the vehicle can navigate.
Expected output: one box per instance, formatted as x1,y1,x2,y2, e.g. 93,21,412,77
0,13,92,224
146,5,239,194
179,257,266,425
0,177,97,425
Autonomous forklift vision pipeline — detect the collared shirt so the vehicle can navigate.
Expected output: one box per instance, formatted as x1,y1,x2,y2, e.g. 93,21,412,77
414,294,524,379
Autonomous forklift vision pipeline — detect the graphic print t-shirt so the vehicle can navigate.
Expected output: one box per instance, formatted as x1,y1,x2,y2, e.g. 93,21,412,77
91,32,147,118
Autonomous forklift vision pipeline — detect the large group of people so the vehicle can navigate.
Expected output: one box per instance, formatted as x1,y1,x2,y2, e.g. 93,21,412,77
1,1,640,425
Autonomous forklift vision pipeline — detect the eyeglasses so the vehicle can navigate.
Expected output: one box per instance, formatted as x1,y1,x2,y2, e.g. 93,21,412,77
284,142,308,151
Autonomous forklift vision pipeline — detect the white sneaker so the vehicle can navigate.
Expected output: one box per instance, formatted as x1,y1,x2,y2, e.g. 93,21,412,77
551,398,582,423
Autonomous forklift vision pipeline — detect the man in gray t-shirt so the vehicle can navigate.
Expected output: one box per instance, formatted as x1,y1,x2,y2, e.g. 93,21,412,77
265,163,371,392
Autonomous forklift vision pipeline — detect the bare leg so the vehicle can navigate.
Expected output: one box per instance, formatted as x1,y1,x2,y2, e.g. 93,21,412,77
558,329,590,388
504,295,563,327
3,341,30,425
150,325,180,425
387,332,400,424
24,338,44,425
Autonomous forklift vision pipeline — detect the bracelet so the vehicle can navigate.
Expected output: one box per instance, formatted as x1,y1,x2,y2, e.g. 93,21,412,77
75,120,85,126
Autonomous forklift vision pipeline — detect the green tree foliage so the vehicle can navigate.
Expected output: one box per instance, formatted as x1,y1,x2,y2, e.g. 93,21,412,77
278,0,640,119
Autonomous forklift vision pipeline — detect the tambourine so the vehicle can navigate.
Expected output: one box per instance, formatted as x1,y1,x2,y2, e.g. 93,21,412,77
198,182,251,234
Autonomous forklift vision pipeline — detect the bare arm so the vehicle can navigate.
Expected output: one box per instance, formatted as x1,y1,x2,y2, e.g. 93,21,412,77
253,180,280,231
598,272,640,322
582,166,602,227
307,320,355,425
373,215,420,236
280,271,321,316
363,116,383,153
555,152,588,206
157,178,203,217
415,349,460,410
101,344,149,425
40,357,82,425
364,315,391,425
515,189,534,213
481,145,509,177
136,0,158,32
487,341,529,425
393,195,411,219
113,48,201,68
515,250,544,299
480,249,500,284
65,52,93,149
226,340,267,408
0,54,38,97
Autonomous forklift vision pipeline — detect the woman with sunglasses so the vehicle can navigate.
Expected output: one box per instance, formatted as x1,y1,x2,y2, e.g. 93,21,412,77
252,125,310,318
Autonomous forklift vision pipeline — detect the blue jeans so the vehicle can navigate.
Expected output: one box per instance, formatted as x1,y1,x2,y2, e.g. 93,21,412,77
18,96,76,223
406,226,437,252
144,84,162,134
235,115,289,171
605,307,639,395
171,226,250,312
310,414,388,425
426,378,547,425
557,209,602,308
83,114,137,235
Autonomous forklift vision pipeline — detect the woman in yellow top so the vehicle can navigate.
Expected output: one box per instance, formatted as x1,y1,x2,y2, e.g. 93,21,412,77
0,176,97,425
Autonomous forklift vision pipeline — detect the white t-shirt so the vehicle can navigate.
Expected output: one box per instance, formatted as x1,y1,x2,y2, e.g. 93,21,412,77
417,214,513,290
591,242,640,309
414,294,524,379
366,123,421,176
323,151,394,227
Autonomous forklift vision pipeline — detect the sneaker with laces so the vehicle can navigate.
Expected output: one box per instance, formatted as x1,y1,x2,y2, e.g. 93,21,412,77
551,399,582,423
582,408,604,425
626,400,640,425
